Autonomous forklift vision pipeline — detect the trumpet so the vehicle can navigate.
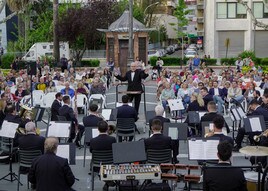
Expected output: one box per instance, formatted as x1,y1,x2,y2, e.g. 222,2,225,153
204,131,214,138
253,129,268,142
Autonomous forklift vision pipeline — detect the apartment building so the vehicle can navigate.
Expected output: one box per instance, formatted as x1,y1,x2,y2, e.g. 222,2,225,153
204,0,268,58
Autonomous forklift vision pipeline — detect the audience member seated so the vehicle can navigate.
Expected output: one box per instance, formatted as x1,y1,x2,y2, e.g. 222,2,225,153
60,82,75,98
200,101,230,134
200,87,213,107
209,81,225,114
233,99,268,151
90,77,106,95
45,81,57,93
228,81,244,104
253,90,262,105
177,82,192,107
58,95,84,147
149,105,170,130
83,104,104,127
117,95,138,142
160,82,176,110
186,92,206,112
35,77,47,92
28,137,75,191
51,92,63,121
204,141,247,191
244,82,255,103
77,82,89,96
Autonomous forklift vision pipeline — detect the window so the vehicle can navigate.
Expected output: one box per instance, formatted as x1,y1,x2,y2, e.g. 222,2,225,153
254,2,268,18
217,2,247,19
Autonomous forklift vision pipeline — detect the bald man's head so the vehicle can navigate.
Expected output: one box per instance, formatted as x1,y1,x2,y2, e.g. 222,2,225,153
130,62,137,72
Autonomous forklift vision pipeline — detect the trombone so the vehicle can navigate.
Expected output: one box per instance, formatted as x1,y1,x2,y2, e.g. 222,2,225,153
253,129,268,142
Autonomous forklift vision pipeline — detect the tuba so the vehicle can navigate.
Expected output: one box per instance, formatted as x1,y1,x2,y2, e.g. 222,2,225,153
19,104,34,120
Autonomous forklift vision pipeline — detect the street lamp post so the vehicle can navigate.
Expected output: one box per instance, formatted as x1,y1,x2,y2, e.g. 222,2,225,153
143,2,159,26
128,0,134,68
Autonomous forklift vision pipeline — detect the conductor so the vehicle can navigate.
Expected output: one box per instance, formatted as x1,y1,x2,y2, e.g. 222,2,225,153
114,62,149,114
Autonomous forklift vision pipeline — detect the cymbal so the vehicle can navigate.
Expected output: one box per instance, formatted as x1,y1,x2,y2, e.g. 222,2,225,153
239,146,268,156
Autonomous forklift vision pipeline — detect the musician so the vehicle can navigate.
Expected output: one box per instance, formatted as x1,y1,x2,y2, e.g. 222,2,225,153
4,103,22,124
51,92,62,121
204,141,247,191
90,121,116,190
0,98,6,126
145,119,177,162
18,122,45,154
83,104,104,127
28,137,75,191
117,95,138,142
114,62,149,114
261,93,268,110
234,99,268,151
60,82,75,98
58,95,84,147
206,116,234,146
149,105,170,130
200,101,230,134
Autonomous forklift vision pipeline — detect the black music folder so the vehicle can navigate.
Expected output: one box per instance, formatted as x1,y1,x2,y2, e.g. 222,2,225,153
84,127,98,143
244,115,266,133
57,143,76,165
112,141,147,164
188,111,206,124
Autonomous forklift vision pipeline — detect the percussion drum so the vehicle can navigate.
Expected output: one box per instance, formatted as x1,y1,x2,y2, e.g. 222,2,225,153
244,171,261,191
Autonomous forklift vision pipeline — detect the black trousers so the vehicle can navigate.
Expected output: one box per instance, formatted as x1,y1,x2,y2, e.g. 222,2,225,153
128,93,141,114
69,124,85,143
235,127,260,147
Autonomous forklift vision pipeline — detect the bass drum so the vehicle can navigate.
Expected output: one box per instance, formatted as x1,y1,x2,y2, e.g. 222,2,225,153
244,171,262,191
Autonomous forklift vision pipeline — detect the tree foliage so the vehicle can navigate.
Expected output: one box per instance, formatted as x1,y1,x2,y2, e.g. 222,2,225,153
173,0,190,37
58,0,118,61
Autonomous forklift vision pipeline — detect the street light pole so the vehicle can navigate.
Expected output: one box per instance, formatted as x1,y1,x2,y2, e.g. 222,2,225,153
143,2,159,26
128,0,134,68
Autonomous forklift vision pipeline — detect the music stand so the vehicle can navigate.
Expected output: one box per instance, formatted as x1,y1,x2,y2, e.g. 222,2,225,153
101,108,118,121
57,143,76,165
201,121,214,137
83,127,98,167
46,121,71,140
0,121,21,184
230,107,242,139
163,122,188,140
244,115,266,133
188,111,206,124
188,137,220,160
112,141,147,164
167,99,185,123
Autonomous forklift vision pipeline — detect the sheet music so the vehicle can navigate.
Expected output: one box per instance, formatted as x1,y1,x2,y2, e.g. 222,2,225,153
167,99,184,111
57,145,70,162
249,117,262,132
237,107,246,118
0,121,18,138
188,139,219,160
231,108,240,121
92,129,99,138
116,102,133,107
168,127,178,140
199,112,206,120
48,122,70,137
102,109,112,121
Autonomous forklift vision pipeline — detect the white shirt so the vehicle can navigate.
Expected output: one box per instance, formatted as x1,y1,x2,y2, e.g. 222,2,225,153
214,88,219,96
131,72,135,81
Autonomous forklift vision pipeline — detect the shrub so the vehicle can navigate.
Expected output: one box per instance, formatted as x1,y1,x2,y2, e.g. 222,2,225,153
220,58,236,65
1,53,16,69
204,59,217,65
150,57,188,66
81,59,100,67
261,58,268,65
238,50,256,60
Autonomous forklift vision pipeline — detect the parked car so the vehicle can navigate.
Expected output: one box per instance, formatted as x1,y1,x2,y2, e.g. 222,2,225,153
166,45,175,55
185,50,197,58
184,48,197,55
148,50,161,63
173,44,179,51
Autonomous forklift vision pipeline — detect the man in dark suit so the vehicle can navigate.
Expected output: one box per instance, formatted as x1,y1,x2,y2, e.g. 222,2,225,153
204,141,247,191
83,104,103,127
114,62,149,114
200,87,213,108
117,95,138,142
254,90,263,105
149,105,170,130
209,81,225,114
4,103,22,124
200,101,230,134
206,116,234,146
18,122,45,153
145,119,172,150
58,95,84,147
51,92,62,121
29,137,75,191
234,99,268,151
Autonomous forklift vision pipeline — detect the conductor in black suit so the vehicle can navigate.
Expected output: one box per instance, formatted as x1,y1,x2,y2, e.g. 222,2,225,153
58,95,84,147
114,62,149,114
29,136,75,191
51,92,62,121
204,141,247,191
83,104,103,127
200,101,230,134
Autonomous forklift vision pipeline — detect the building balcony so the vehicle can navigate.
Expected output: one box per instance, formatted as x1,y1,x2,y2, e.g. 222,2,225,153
197,17,204,23
197,4,204,10
197,30,204,36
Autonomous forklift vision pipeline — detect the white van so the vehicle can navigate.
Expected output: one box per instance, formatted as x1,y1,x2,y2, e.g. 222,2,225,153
22,42,70,61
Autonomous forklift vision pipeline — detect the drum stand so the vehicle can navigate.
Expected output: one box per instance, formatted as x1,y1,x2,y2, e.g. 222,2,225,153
0,138,22,185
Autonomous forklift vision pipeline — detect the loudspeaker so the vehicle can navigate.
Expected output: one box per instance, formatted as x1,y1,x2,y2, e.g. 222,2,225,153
27,62,37,75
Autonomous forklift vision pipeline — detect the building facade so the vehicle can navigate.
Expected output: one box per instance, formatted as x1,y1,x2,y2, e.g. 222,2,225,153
204,0,268,58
